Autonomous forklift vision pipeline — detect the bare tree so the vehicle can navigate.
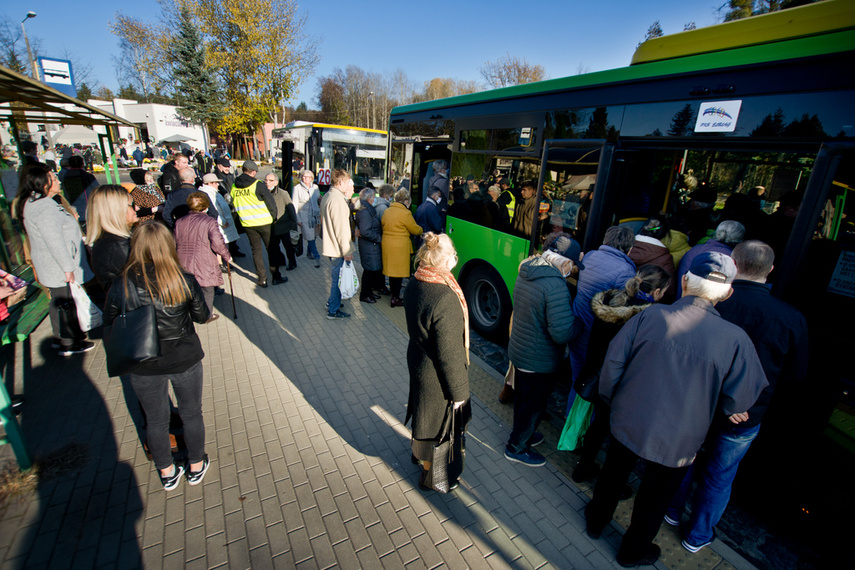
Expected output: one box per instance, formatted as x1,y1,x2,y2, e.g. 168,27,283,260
480,53,546,89
109,13,168,102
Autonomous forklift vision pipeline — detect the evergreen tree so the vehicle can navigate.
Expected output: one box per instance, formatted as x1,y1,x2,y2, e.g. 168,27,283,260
76,82,93,101
668,104,695,136
172,8,222,126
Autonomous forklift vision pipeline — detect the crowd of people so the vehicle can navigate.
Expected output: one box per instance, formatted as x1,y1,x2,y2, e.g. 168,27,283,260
9,150,810,566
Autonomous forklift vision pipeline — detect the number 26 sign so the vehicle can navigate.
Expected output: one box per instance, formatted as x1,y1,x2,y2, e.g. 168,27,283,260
317,168,331,185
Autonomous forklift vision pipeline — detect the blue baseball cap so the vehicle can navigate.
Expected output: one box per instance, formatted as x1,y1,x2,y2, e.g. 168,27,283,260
689,252,736,284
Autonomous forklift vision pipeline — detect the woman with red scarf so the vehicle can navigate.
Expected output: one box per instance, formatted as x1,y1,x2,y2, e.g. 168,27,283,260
403,232,470,492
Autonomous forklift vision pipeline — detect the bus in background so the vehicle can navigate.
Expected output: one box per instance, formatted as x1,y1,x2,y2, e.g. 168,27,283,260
387,2,854,566
272,121,387,192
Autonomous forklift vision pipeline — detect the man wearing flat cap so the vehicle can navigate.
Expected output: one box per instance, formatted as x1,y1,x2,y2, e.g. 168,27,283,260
231,160,277,287
584,251,768,568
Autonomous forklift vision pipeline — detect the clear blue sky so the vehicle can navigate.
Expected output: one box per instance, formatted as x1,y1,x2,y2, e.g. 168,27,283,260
7,0,724,106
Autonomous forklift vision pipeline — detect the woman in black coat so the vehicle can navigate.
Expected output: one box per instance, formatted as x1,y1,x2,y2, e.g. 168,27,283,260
355,188,383,303
87,185,137,294
404,232,470,492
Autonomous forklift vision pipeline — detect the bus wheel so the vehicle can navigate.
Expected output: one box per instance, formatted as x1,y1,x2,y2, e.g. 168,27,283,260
464,265,511,341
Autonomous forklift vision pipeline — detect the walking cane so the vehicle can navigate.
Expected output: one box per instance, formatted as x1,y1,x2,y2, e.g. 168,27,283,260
226,262,237,320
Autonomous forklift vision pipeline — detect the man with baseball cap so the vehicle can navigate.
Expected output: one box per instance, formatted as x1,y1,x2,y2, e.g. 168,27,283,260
231,160,277,287
584,251,768,567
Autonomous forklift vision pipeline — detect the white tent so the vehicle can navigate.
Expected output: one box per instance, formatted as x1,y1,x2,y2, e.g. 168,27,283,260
53,124,99,145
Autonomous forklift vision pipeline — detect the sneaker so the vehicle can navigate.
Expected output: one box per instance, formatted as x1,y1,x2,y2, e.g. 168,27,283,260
682,537,713,554
160,463,185,491
50,338,61,349
664,514,681,527
313,258,320,268
529,432,544,447
326,309,351,320
186,455,210,486
58,340,95,356
504,447,546,467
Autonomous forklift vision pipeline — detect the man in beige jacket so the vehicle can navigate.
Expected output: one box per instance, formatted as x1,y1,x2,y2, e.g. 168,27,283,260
321,169,355,319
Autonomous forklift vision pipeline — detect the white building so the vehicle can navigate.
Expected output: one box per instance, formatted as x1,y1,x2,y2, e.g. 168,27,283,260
87,99,207,151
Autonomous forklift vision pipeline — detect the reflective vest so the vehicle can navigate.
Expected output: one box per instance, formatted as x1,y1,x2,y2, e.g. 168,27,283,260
502,189,516,218
231,181,273,227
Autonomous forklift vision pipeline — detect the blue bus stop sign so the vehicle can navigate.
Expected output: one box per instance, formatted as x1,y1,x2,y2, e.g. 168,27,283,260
37,57,77,98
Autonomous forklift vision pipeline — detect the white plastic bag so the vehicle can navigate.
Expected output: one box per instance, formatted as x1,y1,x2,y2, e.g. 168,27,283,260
338,261,359,300
70,281,103,331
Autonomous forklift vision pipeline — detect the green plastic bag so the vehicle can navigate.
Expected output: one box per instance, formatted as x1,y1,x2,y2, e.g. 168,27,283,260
557,396,593,451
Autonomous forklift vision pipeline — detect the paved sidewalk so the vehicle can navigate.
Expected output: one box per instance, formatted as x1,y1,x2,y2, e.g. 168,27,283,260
0,236,754,569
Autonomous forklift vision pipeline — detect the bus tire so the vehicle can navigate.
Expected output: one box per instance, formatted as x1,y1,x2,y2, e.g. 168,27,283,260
463,265,511,342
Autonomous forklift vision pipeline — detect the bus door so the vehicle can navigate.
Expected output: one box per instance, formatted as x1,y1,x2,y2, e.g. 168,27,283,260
533,140,614,253
389,137,452,205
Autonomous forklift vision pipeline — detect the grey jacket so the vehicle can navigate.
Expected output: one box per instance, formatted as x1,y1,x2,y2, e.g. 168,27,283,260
23,196,92,288
508,256,580,373
600,295,768,468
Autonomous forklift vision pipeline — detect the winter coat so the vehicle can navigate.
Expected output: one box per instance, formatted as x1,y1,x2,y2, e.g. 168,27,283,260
629,235,677,300
373,196,390,220
568,245,636,382
676,239,733,298
355,200,382,272
91,233,130,293
175,211,230,287
508,256,580,373
320,188,354,258
415,198,443,235
162,183,218,227
292,181,321,241
22,195,93,288
271,187,298,236
404,279,469,440
661,229,691,267
198,185,238,243
105,268,209,375
600,295,768,467
381,202,423,278
715,280,809,428
159,161,181,195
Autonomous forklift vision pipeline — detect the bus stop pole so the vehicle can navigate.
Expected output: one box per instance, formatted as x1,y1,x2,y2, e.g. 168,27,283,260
98,134,114,185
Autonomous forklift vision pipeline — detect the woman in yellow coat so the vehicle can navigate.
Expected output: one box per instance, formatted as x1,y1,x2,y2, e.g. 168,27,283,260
382,189,424,307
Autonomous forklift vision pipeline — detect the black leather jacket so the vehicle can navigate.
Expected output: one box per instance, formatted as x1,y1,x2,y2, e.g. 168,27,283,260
105,269,209,341
91,233,130,293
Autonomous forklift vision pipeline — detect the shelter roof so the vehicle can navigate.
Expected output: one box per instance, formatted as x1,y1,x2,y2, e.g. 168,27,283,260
0,64,134,127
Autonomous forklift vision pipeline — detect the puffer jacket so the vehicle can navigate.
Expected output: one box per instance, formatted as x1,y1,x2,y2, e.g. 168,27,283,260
508,256,580,373
355,200,382,272
175,211,230,287
105,269,209,342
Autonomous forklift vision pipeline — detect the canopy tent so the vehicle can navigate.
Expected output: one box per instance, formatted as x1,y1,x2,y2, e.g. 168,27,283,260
158,134,193,143
53,124,99,145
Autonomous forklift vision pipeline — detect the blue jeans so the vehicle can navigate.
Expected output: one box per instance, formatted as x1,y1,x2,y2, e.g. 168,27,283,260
307,239,320,260
667,423,761,545
328,257,344,314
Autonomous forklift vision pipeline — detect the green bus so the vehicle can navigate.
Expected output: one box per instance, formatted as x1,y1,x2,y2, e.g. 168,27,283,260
388,0,854,340
387,2,855,563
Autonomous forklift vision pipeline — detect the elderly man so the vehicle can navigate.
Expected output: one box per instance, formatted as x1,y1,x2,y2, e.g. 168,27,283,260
264,173,298,284
666,240,808,553
231,160,277,287
415,187,443,236
320,169,355,319
676,220,745,298
584,251,768,568
162,168,217,227
510,181,541,238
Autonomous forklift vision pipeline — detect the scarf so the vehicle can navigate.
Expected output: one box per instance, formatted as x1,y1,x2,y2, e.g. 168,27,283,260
414,264,469,366
634,289,656,303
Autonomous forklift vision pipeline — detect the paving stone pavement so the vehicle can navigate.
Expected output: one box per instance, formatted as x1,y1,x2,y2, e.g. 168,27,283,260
0,233,756,569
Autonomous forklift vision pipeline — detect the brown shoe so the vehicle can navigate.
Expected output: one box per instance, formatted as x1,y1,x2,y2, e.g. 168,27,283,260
499,383,515,404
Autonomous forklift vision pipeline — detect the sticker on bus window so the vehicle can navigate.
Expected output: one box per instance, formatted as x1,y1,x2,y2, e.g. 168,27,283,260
827,251,855,299
694,100,742,133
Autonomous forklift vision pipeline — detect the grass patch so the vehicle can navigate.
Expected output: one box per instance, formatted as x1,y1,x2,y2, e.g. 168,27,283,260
0,442,89,505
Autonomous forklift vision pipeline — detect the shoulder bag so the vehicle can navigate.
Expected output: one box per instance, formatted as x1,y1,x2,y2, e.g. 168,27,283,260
103,286,161,377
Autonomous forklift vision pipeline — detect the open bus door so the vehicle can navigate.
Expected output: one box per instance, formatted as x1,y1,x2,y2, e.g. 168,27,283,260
389,136,452,206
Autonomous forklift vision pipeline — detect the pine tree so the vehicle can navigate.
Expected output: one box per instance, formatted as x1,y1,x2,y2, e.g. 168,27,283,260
172,8,222,126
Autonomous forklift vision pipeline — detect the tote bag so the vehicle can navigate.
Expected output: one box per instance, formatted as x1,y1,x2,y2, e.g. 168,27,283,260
103,293,161,377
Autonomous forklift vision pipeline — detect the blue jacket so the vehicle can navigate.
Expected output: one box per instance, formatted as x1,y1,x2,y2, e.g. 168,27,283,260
415,198,443,235
568,245,636,382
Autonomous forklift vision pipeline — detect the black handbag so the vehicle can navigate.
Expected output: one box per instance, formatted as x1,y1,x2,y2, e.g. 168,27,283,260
429,400,471,493
103,289,161,377
55,296,83,341
574,369,600,402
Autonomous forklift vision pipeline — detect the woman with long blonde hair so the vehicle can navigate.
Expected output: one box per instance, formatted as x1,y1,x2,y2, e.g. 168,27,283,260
87,185,137,293
104,221,211,491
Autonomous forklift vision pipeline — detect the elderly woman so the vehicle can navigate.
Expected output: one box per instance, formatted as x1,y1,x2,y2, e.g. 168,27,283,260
404,232,470,492
381,189,423,307
355,187,383,303
129,169,165,223
15,163,94,355
292,168,321,267
174,192,231,320
87,185,138,294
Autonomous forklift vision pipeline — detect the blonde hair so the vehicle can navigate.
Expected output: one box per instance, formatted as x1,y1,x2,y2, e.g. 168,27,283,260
187,192,210,212
123,221,190,306
87,185,132,244
416,232,457,268
394,189,411,204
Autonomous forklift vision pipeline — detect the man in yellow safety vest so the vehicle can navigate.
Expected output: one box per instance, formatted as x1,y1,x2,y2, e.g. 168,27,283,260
231,160,277,287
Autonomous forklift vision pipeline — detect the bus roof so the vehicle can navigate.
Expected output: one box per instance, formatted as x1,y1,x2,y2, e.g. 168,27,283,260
276,121,387,135
391,1,855,117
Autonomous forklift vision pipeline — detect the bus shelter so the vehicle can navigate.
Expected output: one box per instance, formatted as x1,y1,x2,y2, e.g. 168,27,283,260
0,64,134,468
